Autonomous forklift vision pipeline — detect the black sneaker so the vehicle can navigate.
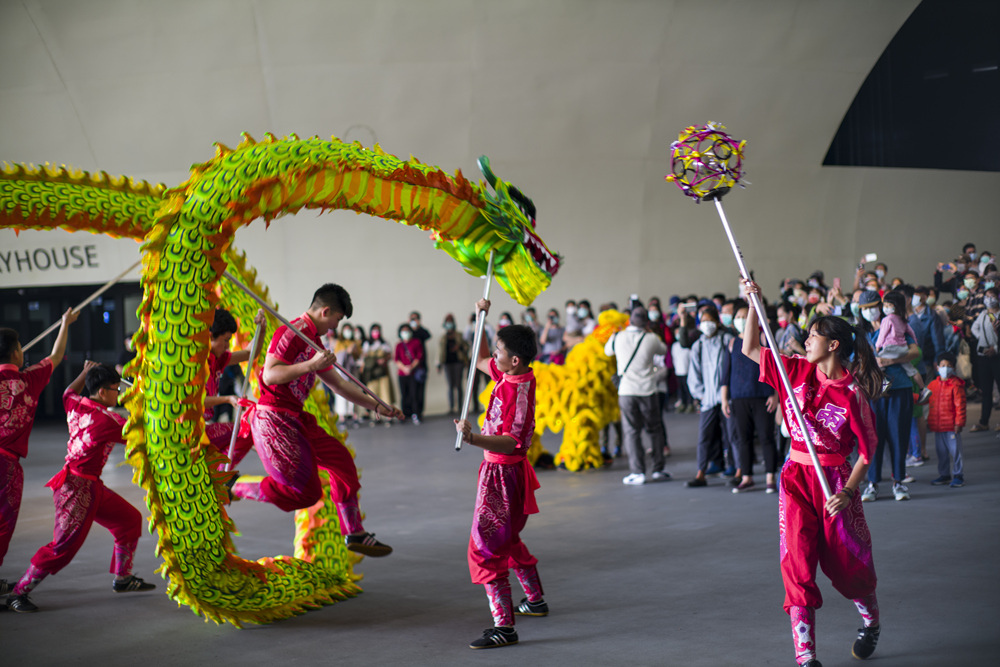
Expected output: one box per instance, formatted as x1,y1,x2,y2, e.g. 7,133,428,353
345,532,393,557
801,660,823,667
469,626,518,649
515,597,549,617
852,624,880,659
686,477,708,488
113,575,156,593
6,594,39,613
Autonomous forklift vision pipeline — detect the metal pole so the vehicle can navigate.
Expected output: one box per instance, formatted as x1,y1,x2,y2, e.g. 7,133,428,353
712,198,832,500
221,271,394,415
224,317,266,472
22,259,142,353
455,251,495,451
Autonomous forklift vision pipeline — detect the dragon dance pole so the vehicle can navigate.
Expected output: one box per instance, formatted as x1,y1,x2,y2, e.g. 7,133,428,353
455,251,495,451
22,259,142,353
222,271,394,416
224,317,266,472
711,197,832,501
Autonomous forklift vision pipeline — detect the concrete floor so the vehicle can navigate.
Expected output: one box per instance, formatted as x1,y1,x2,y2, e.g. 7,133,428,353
3,406,999,666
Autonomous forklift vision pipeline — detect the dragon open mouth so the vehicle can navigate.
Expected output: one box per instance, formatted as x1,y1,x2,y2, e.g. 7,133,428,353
524,226,560,276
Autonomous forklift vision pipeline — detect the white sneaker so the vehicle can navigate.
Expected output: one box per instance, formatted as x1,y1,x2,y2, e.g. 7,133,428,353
905,455,924,468
650,471,671,482
893,483,910,501
902,474,915,484
622,473,646,486
861,482,878,502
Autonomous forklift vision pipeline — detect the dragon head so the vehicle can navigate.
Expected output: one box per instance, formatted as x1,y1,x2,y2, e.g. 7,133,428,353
434,156,560,306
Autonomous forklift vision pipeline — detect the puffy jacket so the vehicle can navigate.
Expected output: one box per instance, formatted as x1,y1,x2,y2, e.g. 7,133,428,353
926,376,966,432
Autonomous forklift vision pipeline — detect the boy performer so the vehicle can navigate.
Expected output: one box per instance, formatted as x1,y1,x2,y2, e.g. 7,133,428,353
455,298,546,650
6,362,155,613
231,284,403,556
203,308,264,469
1,309,78,598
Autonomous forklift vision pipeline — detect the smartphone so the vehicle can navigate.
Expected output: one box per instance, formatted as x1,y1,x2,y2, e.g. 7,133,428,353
833,277,841,291
941,263,955,273
863,253,878,263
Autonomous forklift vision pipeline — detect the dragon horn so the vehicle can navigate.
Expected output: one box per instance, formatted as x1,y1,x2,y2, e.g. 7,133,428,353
477,156,497,190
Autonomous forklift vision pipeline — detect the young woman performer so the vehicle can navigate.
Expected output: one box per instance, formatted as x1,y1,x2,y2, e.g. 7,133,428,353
742,279,884,666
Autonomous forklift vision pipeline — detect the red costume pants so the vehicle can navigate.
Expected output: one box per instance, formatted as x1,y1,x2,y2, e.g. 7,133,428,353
30,470,142,577
205,421,254,469
249,407,361,512
779,460,877,612
0,454,24,566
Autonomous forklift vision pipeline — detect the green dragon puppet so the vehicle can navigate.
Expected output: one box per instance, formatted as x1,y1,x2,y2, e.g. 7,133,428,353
0,133,560,625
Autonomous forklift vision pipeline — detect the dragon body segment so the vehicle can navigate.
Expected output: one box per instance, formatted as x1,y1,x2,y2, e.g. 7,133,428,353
0,134,560,626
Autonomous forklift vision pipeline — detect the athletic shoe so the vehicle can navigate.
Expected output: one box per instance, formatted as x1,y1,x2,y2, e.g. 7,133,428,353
515,597,549,617
6,594,39,613
345,532,393,557
685,477,707,488
802,661,823,667
0,579,10,596
469,626,518,649
705,462,723,475
905,455,924,468
892,483,910,501
860,482,878,502
622,473,646,486
650,471,671,482
931,475,951,485
113,575,156,593
901,474,915,484
950,476,965,488
732,478,755,494
852,624,880,659
727,476,743,487
766,483,777,494
916,387,932,405
970,423,988,433
411,415,421,425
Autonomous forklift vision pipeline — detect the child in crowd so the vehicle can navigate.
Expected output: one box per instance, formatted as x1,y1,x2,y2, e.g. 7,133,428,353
743,279,884,667
926,352,966,488
6,362,155,613
231,283,404,556
875,291,931,403
455,298,545,650
0,309,78,598
204,308,264,469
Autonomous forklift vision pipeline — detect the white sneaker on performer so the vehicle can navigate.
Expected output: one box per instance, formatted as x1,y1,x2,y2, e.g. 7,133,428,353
622,473,646,485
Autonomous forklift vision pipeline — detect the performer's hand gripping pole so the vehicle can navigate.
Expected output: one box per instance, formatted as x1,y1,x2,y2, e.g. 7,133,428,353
224,317,266,473
222,271,395,417
711,198,832,501
455,251,495,451
22,260,142,353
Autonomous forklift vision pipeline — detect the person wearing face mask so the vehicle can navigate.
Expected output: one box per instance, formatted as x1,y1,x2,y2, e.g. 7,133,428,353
539,309,565,364
934,253,971,296
719,300,738,335
438,314,470,415
396,324,424,424
521,307,542,342
776,302,806,356
407,312,431,422
685,307,736,487
563,300,595,351
969,287,1000,432
333,325,364,428
498,312,514,329
856,291,919,503
363,324,396,423
874,292,931,404
908,287,945,383
720,307,779,493
925,352,967,487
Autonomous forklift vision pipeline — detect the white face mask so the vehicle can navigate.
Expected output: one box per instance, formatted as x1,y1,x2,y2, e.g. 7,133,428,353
699,321,718,337
937,366,954,379
648,309,661,322
876,269,886,279
576,307,589,319
957,289,970,301
883,305,895,316
911,295,922,308
499,318,511,327
409,319,420,329
926,296,937,306
985,296,999,310
566,306,576,316
968,252,977,261
400,331,412,341
861,307,880,322
342,329,354,340
734,317,746,334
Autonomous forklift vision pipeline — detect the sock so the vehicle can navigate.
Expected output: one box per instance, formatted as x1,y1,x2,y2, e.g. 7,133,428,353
484,577,514,628
854,592,880,627
789,605,816,665
514,565,544,603
12,564,48,596
112,539,138,577
335,500,365,535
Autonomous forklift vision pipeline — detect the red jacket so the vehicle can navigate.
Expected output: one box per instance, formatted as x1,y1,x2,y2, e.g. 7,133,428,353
926,376,966,432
